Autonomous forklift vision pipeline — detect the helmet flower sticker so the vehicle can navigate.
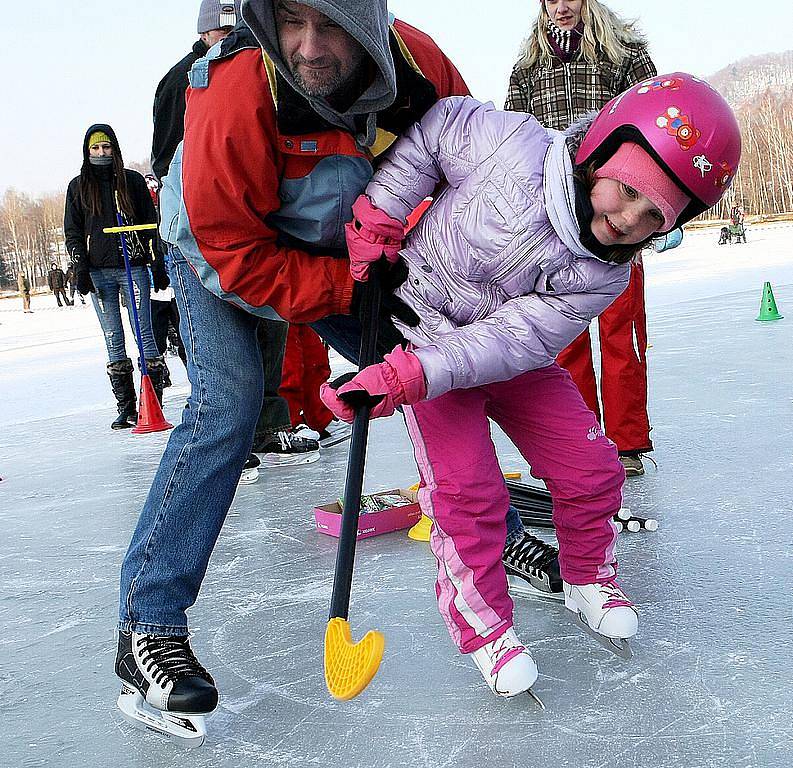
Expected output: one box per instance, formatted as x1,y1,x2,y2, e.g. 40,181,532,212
637,77,683,95
656,107,701,151
714,161,734,188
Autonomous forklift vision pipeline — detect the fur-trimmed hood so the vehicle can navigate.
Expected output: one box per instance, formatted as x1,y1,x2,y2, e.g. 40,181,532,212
563,111,598,161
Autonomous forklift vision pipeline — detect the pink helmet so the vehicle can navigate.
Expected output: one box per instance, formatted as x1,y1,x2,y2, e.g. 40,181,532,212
576,72,742,228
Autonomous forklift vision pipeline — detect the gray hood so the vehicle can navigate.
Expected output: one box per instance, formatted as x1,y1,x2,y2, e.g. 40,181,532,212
241,0,396,145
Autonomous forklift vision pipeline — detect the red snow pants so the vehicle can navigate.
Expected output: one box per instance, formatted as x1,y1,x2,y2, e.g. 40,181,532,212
279,324,334,433
556,260,653,454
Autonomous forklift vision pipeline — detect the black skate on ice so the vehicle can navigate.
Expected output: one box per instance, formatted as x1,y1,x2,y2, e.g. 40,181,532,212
503,532,563,600
115,631,218,747
238,453,261,485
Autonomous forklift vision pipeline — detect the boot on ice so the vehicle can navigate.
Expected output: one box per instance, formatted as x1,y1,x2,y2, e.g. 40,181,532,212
503,531,563,600
470,627,543,707
107,358,137,430
115,631,218,747
563,579,638,658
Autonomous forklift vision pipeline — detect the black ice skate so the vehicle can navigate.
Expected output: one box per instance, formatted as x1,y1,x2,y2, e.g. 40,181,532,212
502,532,563,600
238,453,261,485
115,631,218,747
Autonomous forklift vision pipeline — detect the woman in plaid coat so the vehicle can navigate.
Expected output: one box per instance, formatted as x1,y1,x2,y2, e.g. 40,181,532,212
505,0,657,477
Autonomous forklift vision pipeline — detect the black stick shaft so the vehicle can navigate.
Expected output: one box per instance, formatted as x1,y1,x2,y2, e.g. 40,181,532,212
329,269,382,621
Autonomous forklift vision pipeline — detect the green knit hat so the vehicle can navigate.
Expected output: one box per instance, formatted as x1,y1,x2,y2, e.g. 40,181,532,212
88,131,111,147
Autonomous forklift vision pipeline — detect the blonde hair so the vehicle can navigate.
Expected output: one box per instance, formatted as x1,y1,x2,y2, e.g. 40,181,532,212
519,0,646,69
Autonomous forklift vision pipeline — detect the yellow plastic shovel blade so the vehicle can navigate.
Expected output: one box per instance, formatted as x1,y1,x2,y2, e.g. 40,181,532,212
324,617,385,700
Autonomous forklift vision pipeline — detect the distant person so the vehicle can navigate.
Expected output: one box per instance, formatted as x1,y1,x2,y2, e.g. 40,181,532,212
47,262,72,307
145,174,183,384
505,0,658,477
730,203,746,243
17,272,32,313
64,125,169,430
65,263,87,305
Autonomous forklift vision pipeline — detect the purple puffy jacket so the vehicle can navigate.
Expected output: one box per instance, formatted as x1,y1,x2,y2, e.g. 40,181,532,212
365,96,630,399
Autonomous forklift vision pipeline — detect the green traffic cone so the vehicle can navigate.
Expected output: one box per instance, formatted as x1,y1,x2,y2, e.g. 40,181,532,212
756,282,783,322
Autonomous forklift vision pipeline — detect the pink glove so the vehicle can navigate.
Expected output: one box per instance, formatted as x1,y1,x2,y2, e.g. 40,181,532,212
345,195,405,282
319,345,427,423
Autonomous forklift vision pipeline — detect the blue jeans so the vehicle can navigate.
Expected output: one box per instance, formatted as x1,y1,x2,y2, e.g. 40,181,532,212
90,267,159,363
119,246,523,634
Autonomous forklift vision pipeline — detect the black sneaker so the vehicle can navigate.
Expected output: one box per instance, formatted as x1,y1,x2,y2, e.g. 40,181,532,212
254,430,320,467
503,531,563,600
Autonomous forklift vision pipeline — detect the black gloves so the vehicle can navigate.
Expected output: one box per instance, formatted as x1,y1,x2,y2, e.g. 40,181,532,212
151,256,170,292
350,258,420,354
76,271,95,295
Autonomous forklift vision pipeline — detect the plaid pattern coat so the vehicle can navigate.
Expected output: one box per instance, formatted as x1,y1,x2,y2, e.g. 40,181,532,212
504,43,656,131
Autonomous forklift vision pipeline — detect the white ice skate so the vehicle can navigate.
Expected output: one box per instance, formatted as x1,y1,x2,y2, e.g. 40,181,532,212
470,628,544,708
115,631,218,748
563,580,638,659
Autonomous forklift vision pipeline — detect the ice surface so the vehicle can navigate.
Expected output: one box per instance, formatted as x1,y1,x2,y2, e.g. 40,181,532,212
1,224,792,767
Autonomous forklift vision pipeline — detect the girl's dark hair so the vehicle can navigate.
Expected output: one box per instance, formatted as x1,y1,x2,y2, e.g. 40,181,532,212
575,161,656,265
78,140,135,220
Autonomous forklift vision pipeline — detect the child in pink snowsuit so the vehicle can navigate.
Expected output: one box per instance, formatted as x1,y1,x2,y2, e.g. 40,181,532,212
322,73,741,699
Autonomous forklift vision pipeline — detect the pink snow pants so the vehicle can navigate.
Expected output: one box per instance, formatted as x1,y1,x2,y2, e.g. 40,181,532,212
403,363,624,654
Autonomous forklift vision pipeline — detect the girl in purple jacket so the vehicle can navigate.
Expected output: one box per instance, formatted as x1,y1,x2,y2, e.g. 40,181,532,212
322,73,740,700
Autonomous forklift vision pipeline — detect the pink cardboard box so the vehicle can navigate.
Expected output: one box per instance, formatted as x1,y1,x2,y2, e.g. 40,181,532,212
314,488,422,540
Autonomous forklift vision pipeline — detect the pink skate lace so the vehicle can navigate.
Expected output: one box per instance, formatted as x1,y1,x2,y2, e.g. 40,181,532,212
489,635,526,674
600,579,634,610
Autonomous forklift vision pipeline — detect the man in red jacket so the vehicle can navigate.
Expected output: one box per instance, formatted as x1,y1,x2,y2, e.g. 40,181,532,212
115,0,472,743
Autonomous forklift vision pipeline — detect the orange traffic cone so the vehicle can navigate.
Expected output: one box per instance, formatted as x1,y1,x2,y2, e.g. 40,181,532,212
132,375,173,434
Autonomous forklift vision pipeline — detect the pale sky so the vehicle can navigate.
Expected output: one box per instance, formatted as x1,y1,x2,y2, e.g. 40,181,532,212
1,0,790,196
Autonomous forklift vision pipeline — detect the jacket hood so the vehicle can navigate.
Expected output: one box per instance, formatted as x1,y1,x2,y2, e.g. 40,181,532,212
542,118,610,262
241,0,396,144
563,111,596,150
82,123,121,163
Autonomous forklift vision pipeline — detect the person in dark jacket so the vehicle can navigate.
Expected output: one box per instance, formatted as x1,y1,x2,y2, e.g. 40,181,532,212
64,124,170,430
47,262,72,307
64,264,86,305
151,0,242,181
